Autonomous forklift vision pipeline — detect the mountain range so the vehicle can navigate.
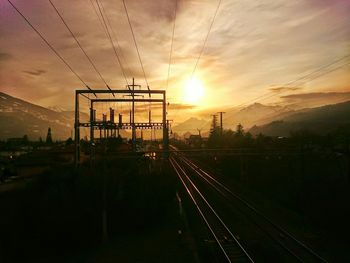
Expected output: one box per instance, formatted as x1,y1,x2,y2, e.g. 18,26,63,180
223,103,295,129
172,103,293,135
249,101,350,136
0,92,82,140
173,101,350,137
1,91,349,140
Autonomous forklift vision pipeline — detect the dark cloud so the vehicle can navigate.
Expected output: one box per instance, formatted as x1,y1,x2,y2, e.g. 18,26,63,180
0,52,12,61
168,103,197,110
281,91,350,100
133,103,196,111
61,31,87,40
22,70,47,76
269,86,302,92
280,91,350,108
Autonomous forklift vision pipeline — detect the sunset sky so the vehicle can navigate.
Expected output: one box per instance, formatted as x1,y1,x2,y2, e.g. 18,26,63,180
0,0,349,123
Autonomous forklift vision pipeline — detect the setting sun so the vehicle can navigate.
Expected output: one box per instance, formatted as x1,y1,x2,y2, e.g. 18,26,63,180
183,77,205,104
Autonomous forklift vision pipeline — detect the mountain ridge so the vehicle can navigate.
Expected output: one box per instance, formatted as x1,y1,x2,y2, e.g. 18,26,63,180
249,100,350,136
0,92,76,140
173,101,350,137
1,92,349,140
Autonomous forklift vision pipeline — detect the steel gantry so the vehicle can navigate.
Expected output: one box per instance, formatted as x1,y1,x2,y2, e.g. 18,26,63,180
74,80,169,166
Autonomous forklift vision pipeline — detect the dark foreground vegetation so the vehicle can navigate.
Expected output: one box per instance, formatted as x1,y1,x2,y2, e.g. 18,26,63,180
0,153,194,263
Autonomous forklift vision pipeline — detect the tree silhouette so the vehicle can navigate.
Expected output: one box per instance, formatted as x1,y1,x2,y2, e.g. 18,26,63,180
23,134,29,144
235,123,244,137
46,127,53,144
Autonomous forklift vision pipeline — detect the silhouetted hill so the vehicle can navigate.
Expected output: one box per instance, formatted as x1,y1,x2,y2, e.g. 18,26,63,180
173,103,294,135
224,103,294,129
249,101,350,136
172,117,209,135
0,92,86,140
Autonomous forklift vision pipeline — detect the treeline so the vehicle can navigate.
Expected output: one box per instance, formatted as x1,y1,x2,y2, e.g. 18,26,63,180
0,136,66,150
207,123,350,152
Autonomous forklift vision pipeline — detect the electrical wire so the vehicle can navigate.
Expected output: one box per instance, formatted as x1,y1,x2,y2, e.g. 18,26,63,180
88,0,107,34
198,57,350,132
171,0,222,123
88,0,129,92
254,61,350,104
283,54,350,87
6,0,95,95
166,0,178,93
95,0,129,89
98,0,132,88
49,0,110,89
234,54,350,109
218,59,350,128
122,0,149,90
190,0,222,80
235,61,350,128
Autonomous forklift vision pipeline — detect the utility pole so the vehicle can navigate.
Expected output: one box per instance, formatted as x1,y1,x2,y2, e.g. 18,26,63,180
167,119,173,137
132,79,136,151
217,111,225,135
126,78,141,151
211,114,218,130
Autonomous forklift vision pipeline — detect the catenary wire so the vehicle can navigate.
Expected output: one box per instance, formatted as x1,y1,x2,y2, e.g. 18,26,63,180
166,0,178,93
49,0,110,89
88,0,107,34
234,54,350,109
95,0,129,89
6,0,95,95
98,0,132,87
171,0,222,124
189,0,222,80
252,61,350,105
217,60,350,129
122,0,149,91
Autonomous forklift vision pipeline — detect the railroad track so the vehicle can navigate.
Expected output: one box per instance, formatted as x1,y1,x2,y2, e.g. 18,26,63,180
171,146,328,262
170,156,254,263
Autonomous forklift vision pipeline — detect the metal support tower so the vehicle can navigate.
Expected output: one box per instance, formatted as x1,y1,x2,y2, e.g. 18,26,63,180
128,78,141,152
74,85,168,166
217,111,225,135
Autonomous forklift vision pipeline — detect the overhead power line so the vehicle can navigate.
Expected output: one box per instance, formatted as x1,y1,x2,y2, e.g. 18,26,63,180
171,0,222,124
95,0,129,89
166,0,178,92
256,60,350,103
190,0,222,80
88,0,107,33
49,0,110,89
6,0,95,95
200,57,350,132
234,54,350,109
122,0,149,91
283,54,350,88
88,0,131,89
239,61,350,127
98,0,132,83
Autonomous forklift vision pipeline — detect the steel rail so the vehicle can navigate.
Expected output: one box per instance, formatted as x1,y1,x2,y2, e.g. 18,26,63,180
170,157,254,262
175,150,328,263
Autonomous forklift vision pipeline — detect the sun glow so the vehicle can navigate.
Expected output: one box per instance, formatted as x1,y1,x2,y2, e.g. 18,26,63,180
183,77,205,104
